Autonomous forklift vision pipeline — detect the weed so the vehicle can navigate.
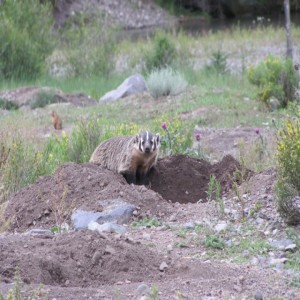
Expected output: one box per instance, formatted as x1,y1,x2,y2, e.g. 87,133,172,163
131,217,161,228
60,11,117,78
146,67,188,99
247,55,298,108
29,90,57,109
290,276,300,287
204,235,225,250
49,169,75,234
144,30,177,72
158,116,193,156
0,99,18,111
0,0,55,80
206,47,228,74
276,110,300,224
149,285,159,300
206,175,225,215
176,228,188,238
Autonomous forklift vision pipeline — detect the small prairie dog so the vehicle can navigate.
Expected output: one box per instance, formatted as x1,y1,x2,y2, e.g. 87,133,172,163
51,111,62,130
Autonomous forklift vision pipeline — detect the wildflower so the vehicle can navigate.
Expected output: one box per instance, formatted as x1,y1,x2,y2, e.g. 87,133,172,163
161,122,167,130
195,132,201,141
255,128,260,135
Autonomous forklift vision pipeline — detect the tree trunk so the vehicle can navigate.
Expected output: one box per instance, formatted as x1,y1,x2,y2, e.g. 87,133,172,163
284,0,293,59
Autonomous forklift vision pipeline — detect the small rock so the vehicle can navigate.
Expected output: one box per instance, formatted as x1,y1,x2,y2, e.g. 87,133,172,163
143,233,151,241
159,261,168,271
88,221,126,235
135,283,150,296
214,222,228,232
184,222,194,229
104,245,116,255
92,251,102,265
285,243,297,252
254,290,264,300
167,244,173,253
233,284,242,292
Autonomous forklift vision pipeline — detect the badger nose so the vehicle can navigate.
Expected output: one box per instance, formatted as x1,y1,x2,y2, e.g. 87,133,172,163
145,147,150,153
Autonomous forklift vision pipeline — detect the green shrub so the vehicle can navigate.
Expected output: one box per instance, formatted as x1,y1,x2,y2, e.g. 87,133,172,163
158,116,193,156
247,55,298,108
59,12,116,77
29,90,57,109
146,67,188,99
276,109,300,224
0,99,18,111
205,48,228,73
0,0,55,79
144,31,177,72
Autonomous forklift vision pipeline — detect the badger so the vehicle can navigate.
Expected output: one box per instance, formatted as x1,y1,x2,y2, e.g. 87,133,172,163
89,131,160,185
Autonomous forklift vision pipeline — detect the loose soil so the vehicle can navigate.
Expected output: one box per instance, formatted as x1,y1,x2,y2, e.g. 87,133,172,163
1,153,299,299
0,88,298,299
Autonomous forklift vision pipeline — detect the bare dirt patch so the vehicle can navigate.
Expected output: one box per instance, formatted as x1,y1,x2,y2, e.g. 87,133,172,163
1,153,299,299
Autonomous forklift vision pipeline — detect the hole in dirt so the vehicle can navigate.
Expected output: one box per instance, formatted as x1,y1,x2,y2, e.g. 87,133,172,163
149,155,247,204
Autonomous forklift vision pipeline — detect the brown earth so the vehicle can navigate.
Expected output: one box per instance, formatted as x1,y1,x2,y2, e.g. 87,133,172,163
0,88,299,299
1,153,299,299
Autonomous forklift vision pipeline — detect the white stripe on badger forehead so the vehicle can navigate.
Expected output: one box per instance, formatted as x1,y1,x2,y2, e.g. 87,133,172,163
146,131,149,141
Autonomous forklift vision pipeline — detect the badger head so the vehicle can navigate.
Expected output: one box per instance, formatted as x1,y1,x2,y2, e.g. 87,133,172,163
135,131,160,154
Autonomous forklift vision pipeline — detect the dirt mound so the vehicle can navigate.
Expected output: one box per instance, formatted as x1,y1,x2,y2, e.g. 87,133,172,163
150,155,243,203
0,86,97,108
4,163,170,233
4,155,245,231
0,230,165,287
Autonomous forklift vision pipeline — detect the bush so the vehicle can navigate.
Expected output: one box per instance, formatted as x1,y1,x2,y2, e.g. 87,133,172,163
0,99,18,111
59,12,117,78
276,108,300,224
146,67,188,99
144,31,177,72
205,48,228,74
247,55,298,108
0,0,55,80
29,90,57,109
157,116,193,156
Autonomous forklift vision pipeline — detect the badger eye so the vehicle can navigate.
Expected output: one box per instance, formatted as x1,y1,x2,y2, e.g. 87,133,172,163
142,141,145,145
150,141,153,145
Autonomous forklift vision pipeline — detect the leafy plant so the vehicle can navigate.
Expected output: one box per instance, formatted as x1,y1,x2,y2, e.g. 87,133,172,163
59,12,117,77
146,67,188,99
204,235,225,249
247,55,298,108
144,30,177,72
0,99,18,111
275,110,300,224
29,90,57,109
158,116,193,156
206,48,228,73
206,175,224,214
131,217,161,228
0,0,55,79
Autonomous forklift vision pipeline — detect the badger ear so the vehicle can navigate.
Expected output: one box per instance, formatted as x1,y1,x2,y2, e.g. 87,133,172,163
155,133,160,145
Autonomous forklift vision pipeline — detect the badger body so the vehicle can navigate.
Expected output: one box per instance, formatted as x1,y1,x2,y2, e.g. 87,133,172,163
90,131,160,185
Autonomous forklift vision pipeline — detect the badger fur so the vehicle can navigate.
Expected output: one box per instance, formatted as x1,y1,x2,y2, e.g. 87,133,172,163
89,131,160,185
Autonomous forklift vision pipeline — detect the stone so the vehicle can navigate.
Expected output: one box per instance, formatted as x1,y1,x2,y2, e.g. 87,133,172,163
214,222,228,232
99,74,148,103
72,202,135,230
159,261,168,271
254,290,264,300
135,283,150,296
88,221,126,235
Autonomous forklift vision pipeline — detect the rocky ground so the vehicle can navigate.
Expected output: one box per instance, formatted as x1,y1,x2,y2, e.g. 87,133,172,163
1,97,300,299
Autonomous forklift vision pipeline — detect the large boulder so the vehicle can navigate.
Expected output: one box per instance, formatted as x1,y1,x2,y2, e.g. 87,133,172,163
99,74,148,103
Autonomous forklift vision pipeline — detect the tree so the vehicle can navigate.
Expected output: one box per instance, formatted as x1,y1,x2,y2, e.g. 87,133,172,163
284,0,293,59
